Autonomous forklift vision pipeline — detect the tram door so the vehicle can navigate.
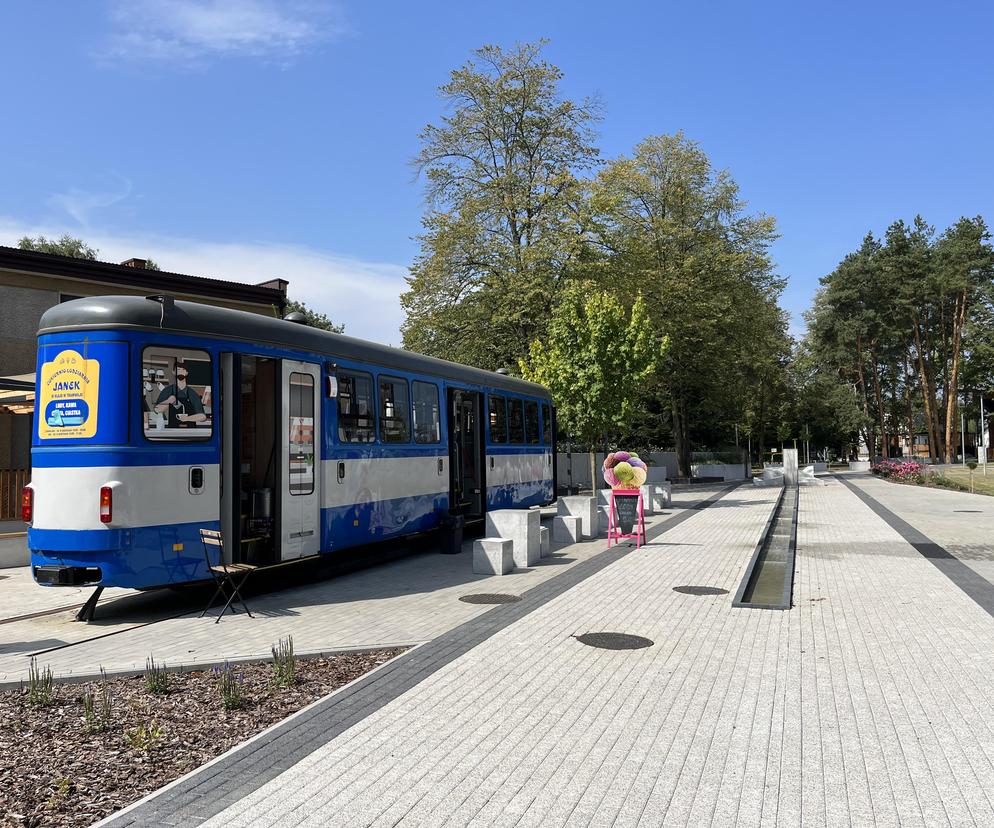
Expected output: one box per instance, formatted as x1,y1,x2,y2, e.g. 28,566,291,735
280,360,321,560
447,388,485,518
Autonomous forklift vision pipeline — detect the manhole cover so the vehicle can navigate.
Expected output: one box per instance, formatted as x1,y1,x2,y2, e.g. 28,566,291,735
673,585,729,596
458,593,521,605
573,632,653,650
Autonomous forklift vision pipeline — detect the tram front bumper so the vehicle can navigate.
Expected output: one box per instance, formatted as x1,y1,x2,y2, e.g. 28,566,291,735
33,564,103,586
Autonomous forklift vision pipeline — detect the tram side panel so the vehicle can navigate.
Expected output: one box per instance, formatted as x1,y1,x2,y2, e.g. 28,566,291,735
320,447,448,551
486,448,553,510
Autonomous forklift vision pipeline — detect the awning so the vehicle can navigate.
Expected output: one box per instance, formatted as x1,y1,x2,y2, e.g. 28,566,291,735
0,374,35,414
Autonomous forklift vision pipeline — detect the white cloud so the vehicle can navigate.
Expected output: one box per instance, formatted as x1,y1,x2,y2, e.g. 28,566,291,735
98,0,348,68
0,219,409,346
47,176,132,228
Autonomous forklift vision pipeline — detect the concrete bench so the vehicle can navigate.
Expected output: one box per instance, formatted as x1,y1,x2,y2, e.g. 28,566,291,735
473,538,514,575
485,509,540,568
651,482,672,510
540,525,550,557
596,505,610,535
640,484,654,516
552,515,581,544
557,495,596,539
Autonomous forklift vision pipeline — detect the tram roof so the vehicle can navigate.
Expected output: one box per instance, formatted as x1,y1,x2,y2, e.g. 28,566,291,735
38,295,552,398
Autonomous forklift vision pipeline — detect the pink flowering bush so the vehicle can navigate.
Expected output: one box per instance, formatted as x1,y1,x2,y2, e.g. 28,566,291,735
871,459,926,484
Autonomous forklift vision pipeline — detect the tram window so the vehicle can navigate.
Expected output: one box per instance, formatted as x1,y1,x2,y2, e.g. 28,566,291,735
379,376,411,443
337,370,375,443
142,346,212,440
541,402,552,445
288,373,315,495
508,398,525,444
412,381,440,443
488,395,507,443
525,400,540,444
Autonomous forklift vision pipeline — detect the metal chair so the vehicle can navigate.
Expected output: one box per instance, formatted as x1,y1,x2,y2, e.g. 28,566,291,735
200,528,257,622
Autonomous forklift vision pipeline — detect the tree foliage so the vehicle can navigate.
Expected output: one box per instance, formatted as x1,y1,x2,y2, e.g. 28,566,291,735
590,134,787,474
520,283,662,485
402,42,601,369
806,215,994,461
402,44,791,473
285,299,344,333
18,234,98,260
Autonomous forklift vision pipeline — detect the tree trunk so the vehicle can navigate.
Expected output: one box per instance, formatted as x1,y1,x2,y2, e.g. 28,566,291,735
870,342,887,458
905,353,915,458
912,321,942,462
854,336,873,456
589,450,597,496
944,289,968,463
672,395,691,478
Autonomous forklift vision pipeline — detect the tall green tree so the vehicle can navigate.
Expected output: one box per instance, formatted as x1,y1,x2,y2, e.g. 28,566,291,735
808,215,993,462
520,282,662,488
591,133,785,475
402,41,601,369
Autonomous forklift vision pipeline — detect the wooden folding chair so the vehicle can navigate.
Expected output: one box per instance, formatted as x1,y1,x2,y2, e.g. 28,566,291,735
199,528,257,623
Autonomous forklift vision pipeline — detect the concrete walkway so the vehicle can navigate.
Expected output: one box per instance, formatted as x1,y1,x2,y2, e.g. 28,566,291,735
0,488,728,686
91,476,994,827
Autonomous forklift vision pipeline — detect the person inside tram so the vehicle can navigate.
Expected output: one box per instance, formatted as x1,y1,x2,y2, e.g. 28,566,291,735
154,360,206,428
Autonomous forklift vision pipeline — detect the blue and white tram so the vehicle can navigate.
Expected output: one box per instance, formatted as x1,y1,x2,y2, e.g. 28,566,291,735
25,295,556,590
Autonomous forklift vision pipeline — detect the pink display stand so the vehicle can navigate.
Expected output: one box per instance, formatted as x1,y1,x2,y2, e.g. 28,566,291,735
607,488,646,548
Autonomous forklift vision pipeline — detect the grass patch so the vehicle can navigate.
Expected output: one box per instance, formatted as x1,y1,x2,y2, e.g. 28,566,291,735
936,466,994,496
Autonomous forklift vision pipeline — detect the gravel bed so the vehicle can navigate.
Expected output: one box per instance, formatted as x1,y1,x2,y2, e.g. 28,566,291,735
0,649,405,827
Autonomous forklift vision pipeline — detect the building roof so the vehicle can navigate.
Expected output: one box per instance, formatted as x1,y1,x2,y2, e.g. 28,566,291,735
0,246,286,310
40,295,551,398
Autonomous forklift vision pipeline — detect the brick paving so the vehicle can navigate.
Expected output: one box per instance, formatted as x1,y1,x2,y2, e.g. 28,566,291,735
24,475,994,826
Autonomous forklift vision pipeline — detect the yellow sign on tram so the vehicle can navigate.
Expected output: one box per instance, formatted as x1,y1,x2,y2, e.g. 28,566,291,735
38,349,100,439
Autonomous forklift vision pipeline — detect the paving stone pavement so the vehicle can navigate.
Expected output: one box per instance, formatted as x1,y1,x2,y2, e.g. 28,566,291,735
0,488,728,686
840,471,994,584
99,477,994,828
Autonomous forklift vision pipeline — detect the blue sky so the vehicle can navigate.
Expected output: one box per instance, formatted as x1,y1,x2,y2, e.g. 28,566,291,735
1,0,991,343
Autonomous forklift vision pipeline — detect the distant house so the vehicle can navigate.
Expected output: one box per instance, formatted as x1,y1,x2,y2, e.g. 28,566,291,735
0,246,288,519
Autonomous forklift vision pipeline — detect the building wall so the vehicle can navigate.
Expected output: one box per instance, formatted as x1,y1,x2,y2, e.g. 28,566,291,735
0,410,30,468
0,268,282,376
0,283,60,375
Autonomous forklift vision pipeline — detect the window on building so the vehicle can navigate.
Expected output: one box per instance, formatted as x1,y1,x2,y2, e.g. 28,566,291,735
508,398,525,444
142,346,212,440
337,370,375,442
412,381,440,443
488,394,507,443
379,375,411,443
525,400,540,444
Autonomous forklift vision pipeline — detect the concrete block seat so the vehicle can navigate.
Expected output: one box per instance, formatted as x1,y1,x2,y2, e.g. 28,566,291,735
473,538,514,575
553,515,582,544
485,509,540,568
540,526,550,557
557,495,596,539
651,482,672,510
639,484,655,516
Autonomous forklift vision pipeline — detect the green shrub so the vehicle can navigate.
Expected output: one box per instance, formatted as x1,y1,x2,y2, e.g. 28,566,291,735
124,721,163,752
144,656,170,695
27,658,54,707
213,662,244,710
270,636,296,689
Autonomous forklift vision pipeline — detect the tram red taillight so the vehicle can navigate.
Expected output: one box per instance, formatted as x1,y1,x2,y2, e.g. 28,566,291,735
99,486,113,524
20,487,32,523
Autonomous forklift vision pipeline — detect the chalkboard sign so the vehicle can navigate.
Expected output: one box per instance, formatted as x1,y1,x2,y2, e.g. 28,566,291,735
614,492,640,535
